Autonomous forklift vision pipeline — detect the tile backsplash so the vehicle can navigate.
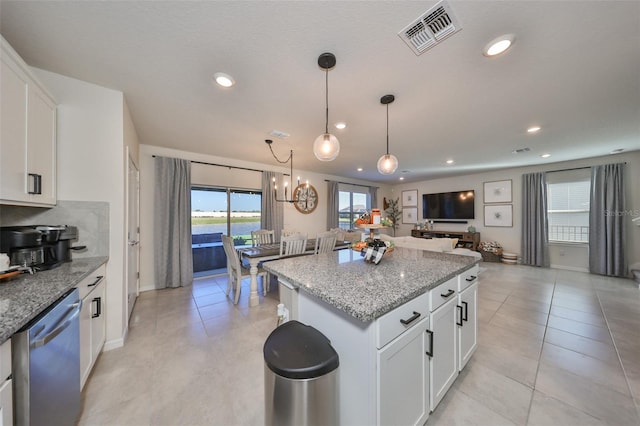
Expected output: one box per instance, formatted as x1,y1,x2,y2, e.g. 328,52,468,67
0,200,109,258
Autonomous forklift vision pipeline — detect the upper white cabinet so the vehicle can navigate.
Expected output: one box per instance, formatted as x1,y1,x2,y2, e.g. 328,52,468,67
1,36,56,206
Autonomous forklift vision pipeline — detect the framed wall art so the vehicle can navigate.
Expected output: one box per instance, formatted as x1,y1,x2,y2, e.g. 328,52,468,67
484,204,513,227
402,189,418,207
483,180,512,203
402,207,418,224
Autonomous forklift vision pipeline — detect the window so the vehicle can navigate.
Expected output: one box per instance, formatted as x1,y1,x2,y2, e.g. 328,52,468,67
547,180,590,242
191,186,261,275
338,189,370,230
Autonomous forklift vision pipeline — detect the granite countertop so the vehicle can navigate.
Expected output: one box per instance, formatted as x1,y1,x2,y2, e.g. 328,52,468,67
0,256,108,344
263,248,479,322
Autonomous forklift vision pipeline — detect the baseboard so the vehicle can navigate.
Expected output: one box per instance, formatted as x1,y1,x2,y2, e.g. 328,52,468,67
103,334,126,352
550,264,589,273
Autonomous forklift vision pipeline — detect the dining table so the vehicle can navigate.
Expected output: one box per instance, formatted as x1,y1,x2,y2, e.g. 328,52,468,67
237,239,350,306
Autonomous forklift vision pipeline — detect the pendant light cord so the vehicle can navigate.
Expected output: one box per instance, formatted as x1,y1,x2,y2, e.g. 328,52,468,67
386,103,390,155
325,68,329,134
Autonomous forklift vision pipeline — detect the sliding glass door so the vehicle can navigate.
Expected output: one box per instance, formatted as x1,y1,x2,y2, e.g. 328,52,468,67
191,186,262,275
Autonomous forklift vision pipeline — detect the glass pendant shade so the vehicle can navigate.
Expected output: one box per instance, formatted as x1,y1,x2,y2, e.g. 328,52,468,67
313,133,340,161
377,153,398,174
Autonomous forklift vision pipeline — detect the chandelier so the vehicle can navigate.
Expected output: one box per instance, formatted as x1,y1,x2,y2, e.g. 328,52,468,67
265,139,308,203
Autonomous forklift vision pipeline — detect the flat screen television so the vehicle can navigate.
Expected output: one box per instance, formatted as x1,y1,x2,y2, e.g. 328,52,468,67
422,190,475,220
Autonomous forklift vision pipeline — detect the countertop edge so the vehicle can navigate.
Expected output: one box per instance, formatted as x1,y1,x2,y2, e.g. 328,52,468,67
0,256,109,344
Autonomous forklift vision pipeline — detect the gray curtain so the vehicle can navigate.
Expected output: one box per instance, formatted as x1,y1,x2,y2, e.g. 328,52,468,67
154,156,193,288
521,172,550,267
589,163,627,277
262,171,284,238
369,186,378,210
326,180,339,230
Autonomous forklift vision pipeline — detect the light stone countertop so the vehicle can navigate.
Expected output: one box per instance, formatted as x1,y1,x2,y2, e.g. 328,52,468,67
0,257,108,344
263,248,479,322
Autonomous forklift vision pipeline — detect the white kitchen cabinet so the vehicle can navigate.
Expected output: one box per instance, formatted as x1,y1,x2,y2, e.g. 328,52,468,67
429,295,458,411
0,36,56,207
79,264,107,389
457,265,478,371
0,338,12,426
458,282,478,371
377,317,430,426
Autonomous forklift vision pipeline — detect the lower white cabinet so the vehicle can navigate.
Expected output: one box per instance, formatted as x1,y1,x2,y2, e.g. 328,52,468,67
79,264,107,389
458,282,478,370
429,296,458,411
377,317,430,426
0,338,12,426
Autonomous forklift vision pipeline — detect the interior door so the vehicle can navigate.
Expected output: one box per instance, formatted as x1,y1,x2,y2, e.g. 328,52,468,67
126,152,140,321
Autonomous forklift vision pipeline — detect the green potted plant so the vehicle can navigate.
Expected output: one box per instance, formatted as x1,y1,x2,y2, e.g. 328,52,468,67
384,197,402,236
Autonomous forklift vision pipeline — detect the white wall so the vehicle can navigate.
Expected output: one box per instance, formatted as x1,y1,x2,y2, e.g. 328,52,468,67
138,144,384,292
32,68,131,350
381,151,640,273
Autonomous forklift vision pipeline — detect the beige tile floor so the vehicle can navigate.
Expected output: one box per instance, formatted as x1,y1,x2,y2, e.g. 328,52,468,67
78,263,640,425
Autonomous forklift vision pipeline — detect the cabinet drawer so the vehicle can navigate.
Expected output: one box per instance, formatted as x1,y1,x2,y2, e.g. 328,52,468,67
0,338,10,380
376,291,429,349
429,277,458,312
458,265,479,292
78,263,106,300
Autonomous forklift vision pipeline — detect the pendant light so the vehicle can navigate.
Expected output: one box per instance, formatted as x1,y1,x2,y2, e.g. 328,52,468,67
377,94,398,175
313,52,340,161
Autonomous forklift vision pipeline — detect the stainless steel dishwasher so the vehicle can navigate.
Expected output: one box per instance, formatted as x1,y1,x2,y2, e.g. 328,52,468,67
12,288,82,426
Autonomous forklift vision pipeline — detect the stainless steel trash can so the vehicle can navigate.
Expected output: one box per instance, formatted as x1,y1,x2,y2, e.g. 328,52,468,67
264,320,339,426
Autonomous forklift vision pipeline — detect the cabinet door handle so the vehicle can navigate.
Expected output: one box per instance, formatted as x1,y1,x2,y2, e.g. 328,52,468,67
27,173,42,194
440,289,455,299
400,311,421,325
462,301,469,322
457,305,463,326
91,296,102,318
465,275,477,282
87,275,104,287
425,329,434,357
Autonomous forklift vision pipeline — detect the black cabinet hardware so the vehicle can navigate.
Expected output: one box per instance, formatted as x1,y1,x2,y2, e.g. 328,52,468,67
400,311,421,325
27,173,42,194
462,301,468,322
425,329,434,357
91,297,101,318
465,275,477,282
457,305,463,326
87,276,103,287
440,289,455,299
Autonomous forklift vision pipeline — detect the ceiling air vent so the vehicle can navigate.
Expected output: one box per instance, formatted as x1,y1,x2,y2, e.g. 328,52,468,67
398,0,462,56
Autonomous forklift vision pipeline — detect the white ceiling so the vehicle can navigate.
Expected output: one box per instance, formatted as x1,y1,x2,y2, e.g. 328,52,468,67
1,1,639,183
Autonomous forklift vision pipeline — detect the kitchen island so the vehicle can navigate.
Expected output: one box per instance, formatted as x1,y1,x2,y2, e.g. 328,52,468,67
263,248,480,425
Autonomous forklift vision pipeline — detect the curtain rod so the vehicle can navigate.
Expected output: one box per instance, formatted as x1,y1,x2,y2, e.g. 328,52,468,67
152,155,292,176
546,162,626,174
324,179,377,189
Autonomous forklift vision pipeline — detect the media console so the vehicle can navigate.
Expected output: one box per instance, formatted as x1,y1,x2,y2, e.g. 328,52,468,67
411,229,480,251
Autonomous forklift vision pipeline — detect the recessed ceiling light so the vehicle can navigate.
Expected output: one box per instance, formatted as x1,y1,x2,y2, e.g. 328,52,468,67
446,159,454,164
357,167,363,172
483,34,515,57
335,122,347,130
399,177,405,181
540,153,551,158
611,148,625,154
527,126,541,133
213,72,235,88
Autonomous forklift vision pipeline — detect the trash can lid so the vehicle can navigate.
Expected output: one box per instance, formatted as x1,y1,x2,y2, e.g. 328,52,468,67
263,320,339,379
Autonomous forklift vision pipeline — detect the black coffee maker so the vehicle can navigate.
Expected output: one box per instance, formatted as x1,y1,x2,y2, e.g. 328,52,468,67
0,225,85,270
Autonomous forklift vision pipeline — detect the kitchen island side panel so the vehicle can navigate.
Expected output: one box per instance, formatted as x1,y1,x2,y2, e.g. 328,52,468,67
298,290,378,426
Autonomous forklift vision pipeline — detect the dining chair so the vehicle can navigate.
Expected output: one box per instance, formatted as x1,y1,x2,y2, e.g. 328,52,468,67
222,235,267,303
251,229,275,246
315,230,338,254
280,229,300,238
279,233,308,256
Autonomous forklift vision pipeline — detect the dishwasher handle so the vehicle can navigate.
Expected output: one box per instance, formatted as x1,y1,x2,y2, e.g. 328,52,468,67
31,299,82,348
